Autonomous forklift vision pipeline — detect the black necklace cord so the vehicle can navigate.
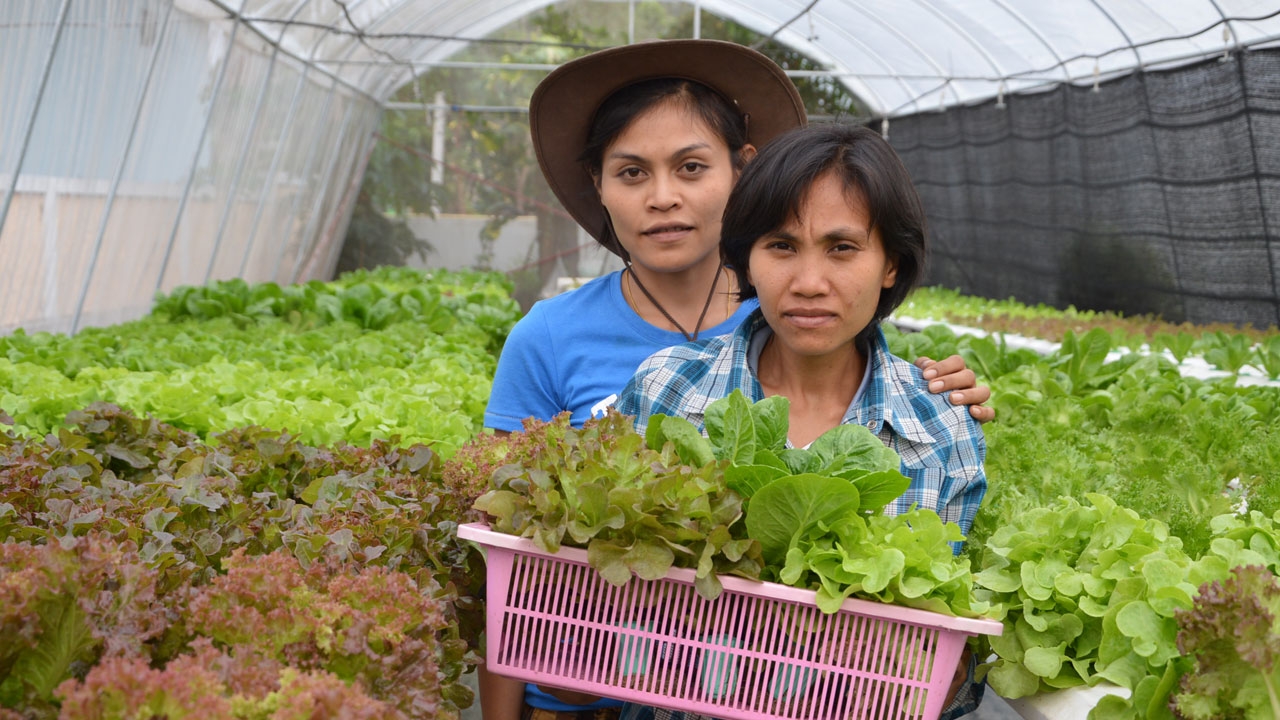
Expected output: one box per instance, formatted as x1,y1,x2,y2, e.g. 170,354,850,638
625,263,723,342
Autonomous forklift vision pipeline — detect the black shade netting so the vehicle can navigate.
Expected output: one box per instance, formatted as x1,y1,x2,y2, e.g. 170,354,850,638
888,47,1280,328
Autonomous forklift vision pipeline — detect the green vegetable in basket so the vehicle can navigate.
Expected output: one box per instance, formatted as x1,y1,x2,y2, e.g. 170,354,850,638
475,391,982,616
646,391,979,617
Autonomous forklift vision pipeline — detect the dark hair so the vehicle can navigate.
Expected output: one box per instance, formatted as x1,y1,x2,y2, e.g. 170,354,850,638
579,77,751,258
721,123,927,339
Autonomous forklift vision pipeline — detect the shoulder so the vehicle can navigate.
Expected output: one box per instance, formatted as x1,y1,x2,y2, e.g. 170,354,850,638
522,270,616,315
618,332,742,430
507,274,620,341
630,334,732,399
872,330,980,447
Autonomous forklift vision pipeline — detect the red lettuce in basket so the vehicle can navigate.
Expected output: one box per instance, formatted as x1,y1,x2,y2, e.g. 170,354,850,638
472,409,762,601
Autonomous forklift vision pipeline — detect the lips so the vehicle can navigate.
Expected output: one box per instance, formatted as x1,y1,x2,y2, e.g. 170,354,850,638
781,309,837,328
642,223,694,239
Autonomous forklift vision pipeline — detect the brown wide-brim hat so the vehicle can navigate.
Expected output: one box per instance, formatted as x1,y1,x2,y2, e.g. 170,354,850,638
530,39,808,255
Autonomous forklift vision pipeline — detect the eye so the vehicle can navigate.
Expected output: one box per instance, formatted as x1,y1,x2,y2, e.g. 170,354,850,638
615,166,645,182
679,161,707,174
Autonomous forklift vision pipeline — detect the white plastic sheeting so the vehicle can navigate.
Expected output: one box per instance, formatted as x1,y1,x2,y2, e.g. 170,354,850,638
1,0,379,333
3,0,1280,334
229,0,1280,113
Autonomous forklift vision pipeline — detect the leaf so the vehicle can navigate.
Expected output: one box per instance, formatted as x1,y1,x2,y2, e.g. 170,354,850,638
1115,601,1163,657
777,448,818,475
841,469,912,514
724,464,787,500
624,541,674,581
748,396,790,452
300,478,324,506
587,542,633,587
11,596,97,700
704,390,755,465
987,660,1042,698
103,443,151,469
809,424,900,475
1024,645,1066,678
655,416,715,467
745,474,860,566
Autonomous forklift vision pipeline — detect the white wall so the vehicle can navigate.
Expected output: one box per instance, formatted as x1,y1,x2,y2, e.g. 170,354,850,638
403,212,623,279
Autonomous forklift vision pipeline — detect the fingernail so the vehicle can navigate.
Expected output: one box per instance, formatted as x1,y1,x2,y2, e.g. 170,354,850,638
929,380,943,392
951,392,965,403
923,369,937,380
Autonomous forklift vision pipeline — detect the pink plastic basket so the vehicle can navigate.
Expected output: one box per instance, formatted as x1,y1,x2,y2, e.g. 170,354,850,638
459,524,1002,720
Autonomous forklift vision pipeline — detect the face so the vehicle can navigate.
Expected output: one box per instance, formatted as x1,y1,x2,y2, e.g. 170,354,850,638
747,170,898,360
595,100,741,277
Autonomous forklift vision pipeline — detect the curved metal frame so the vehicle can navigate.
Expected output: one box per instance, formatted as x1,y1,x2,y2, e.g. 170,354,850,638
154,16,241,297
1086,0,1146,70
840,0,967,112
203,41,282,283
237,61,312,278
0,0,73,243
268,76,341,282
985,0,1071,82
72,0,175,332
286,93,356,283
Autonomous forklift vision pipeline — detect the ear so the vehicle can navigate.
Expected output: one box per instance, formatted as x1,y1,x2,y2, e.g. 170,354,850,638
882,254,899,289
592,170,602,195
737,143,757,171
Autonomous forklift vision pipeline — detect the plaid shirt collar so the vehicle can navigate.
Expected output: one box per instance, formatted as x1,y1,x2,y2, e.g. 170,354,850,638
720,309,938,448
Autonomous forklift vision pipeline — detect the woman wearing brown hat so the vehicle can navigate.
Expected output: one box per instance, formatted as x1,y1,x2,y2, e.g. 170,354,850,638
480,39,990,720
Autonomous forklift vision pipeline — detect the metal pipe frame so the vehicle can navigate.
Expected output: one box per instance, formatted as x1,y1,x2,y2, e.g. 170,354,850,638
201,0,378,105
315,124,380,280
1086,0,1145,70
203,40,283,283
154,17,241,297
71,0,175,333
844,0,966,112
912,0,1009,80
0,0,74,244
268,77,340,283
224,0,329,286
287,98,358,284
237,61,312,279
985,0,1071,82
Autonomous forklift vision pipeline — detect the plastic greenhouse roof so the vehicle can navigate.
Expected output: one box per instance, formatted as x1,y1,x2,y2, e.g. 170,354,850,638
223,0,1280,116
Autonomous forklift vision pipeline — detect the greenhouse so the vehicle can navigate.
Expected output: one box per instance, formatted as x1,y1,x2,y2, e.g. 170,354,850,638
2,1,1280,720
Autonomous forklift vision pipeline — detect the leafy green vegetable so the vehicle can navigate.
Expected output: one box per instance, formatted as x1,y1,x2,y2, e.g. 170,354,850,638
1171,565,1280,720
473,410,761,600
0,268,518,456
478,391,979,618
0,404,477,717
972,493,1227,705
746,474,861,567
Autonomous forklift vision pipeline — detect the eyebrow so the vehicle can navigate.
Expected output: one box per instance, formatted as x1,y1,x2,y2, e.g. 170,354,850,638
765,226,871,242
606,143,713,164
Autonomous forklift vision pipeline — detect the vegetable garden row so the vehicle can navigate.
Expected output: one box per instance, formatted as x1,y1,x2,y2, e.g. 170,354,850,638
1,268,1278,719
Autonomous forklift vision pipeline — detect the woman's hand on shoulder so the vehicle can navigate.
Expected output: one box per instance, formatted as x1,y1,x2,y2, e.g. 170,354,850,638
913,355,995,424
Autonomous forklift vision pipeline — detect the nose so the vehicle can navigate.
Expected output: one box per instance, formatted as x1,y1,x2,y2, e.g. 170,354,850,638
790,252,829,297
647,173,681,211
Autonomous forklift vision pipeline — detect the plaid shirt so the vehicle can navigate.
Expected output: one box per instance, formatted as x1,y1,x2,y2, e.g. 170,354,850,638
615,311,987,719
616,310,987,539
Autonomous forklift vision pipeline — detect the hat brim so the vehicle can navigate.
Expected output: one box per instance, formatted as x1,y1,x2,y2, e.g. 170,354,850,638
530,39,808,250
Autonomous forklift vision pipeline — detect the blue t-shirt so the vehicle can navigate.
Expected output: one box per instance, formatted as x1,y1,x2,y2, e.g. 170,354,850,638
484,270,757,431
